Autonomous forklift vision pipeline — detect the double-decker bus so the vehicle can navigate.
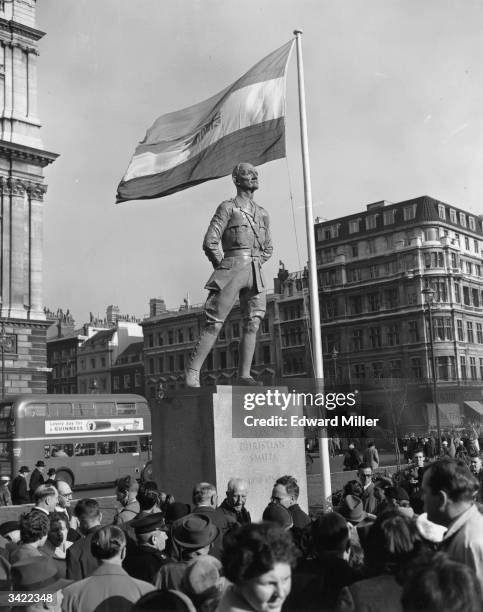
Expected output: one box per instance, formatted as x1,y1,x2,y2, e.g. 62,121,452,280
0,394,152,489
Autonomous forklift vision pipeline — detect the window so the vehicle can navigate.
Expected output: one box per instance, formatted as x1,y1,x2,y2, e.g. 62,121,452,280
467,322,474,343
113,376,119,391
469,216,476,230
465,237,470,251
74,443,95,456
459,212,467,227
480,358,483,379
408,321,419,342
206,353,213,370
410,358,422,379
232,323,240,338
365,215,377,230
474,240,479,254
24,404,47,417
262,318,269,334
454,283,460,303
368,293,380,311
80,358,85,370
262,345,271,364
466,261,472,274
351,244,358,257
50,444,73,458
220,351,227,369
97,441,117,454
140,436,152,452
158,356,164,373
472,289,480,307
148,335,154,348
116,402,136,415
384,288,398,309
149,358,154,374
219,328,226,341
383,210,395,225
177,330,184,343
119,440,138,454
471,357,477,380
352,364,365,380
403,204,416,220
134,372,141,387
372,362,383,378
457,320,464,341
158,333,164,346
178,354,185,370
123,374,131,387
347,267,361,282
352,329,363,352
367,240,376,255
168,331,174,345
438,204,446,220
348,219,360,234
349,296,362,314
232,348,239,367
476,265,481,277
461,356,467,380
389,360,402,377
90,358,96,369
450,209,457,223
477,323,483,344
369,327,381,348
463,286,470,306
437,356,456,380
189,328,194,341
369,265,379,278
101,357,106,368
168,356,174,371
386,324,399,346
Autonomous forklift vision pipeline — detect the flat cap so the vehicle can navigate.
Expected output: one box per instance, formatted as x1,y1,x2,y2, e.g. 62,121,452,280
131,512,166,535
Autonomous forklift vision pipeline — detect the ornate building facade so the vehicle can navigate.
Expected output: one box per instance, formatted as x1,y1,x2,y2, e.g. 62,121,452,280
0,0,57,395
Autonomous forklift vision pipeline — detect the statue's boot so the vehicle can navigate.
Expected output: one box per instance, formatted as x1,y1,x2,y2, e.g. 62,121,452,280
185,327,218,388
238,325,260,385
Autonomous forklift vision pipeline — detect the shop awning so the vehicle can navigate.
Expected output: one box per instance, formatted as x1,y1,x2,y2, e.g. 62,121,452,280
425,403,462,427
464,401,483,417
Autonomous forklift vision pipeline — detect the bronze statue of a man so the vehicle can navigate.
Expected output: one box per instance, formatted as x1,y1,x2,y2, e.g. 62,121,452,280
185,162,273,387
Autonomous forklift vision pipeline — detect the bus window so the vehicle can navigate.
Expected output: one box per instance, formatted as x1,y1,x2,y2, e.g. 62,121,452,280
78,404,96,417
74,443,96,457
24,404,47,417
97,441,117,455
94,403,115,417
117,403,136,416
139,436,152,452
48,404,73,417
51,444,73,458
119,440,138,454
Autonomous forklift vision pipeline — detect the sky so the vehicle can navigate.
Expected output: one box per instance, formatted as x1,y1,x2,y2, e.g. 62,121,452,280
35,0,483,324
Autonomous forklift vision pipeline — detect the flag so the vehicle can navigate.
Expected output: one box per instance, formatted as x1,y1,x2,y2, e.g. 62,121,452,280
116,40,294,203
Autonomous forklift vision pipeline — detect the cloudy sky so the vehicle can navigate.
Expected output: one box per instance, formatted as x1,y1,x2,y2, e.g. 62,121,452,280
36,0,483,323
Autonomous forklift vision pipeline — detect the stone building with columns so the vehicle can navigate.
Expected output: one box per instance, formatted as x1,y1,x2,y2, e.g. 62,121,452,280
0,1,57,395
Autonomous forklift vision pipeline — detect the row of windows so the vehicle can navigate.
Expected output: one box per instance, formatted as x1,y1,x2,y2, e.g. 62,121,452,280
146,327,195,348
22,402,137,418
113,373,142,390
50,348,76,361
44,437,151,459
79,357,107,370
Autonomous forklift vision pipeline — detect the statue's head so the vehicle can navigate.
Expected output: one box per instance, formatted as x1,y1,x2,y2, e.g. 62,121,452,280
232,162,259,192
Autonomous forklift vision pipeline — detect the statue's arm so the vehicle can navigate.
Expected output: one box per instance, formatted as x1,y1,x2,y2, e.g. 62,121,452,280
260,210,274,265
203,201,232,268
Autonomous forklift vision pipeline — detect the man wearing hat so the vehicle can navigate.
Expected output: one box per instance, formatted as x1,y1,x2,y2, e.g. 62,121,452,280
11,557,72,612
0,520,20,560
29,460,46,501
123,512,169,584
45,468,57,488
11,466,30,505
0,476,11,506
154,513,219,591
336,494,376,549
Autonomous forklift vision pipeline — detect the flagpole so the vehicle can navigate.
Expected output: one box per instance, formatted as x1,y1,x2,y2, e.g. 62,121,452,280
293,29,332,508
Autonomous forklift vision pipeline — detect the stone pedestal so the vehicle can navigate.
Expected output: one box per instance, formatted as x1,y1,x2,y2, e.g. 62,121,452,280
152,386,308,521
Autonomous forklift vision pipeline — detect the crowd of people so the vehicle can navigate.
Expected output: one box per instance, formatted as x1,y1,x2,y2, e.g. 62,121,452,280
0,455,482,611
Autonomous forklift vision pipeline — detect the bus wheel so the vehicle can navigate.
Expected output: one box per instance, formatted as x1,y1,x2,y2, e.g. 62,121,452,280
56,469,74,488
141,461,153,482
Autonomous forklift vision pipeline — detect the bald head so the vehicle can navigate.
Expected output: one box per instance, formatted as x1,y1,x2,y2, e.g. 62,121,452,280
56,480,73,507
226,478,248,512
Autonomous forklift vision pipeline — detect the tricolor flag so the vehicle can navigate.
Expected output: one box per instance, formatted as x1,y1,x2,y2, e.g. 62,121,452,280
116,40,294,203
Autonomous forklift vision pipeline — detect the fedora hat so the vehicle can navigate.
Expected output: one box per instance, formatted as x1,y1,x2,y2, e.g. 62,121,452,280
337,495,367,524
35,460,45,468
12,558,72,593
19,466,30,473
165,502,191,524
172,513,219,550
262,502,293,530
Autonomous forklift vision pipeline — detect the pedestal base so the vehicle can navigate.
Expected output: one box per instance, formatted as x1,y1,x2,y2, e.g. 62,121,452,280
152,385,308,521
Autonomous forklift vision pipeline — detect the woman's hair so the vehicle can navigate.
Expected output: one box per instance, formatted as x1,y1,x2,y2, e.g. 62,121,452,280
342,480,363,497
222,522,299,584
91,525,126,560
402,552,482,612
363,510,422,575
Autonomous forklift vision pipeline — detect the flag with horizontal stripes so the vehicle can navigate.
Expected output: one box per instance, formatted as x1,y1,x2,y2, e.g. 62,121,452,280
116,40,294,203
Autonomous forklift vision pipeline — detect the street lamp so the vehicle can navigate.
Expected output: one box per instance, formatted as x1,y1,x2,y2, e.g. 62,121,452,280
422,286,442,454
0,322,13,400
